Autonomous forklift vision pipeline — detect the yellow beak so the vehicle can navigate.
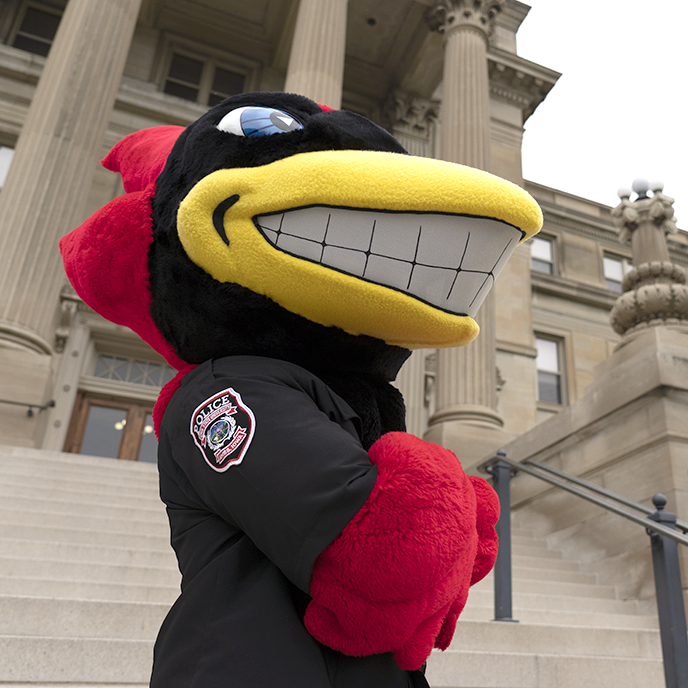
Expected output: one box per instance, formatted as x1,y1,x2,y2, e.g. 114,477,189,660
176,149,542,349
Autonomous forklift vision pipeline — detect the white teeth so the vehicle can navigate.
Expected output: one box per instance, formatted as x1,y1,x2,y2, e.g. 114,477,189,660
254,206,521,318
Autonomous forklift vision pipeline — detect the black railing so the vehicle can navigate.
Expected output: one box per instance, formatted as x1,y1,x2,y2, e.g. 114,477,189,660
0,398,54,417
478,449,688,688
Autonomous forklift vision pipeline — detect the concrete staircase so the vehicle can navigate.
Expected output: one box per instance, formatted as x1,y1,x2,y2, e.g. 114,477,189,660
0,445,179,687
0,446,665,687
427,526,664,687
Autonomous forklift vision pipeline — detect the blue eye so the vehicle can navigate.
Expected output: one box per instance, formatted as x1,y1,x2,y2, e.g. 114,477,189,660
216,106,303,137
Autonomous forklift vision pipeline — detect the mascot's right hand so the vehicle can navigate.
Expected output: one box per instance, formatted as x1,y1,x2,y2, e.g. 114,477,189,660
304,432,499,670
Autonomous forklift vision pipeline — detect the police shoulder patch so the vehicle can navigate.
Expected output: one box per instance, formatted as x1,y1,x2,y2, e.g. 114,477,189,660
190,387,256,472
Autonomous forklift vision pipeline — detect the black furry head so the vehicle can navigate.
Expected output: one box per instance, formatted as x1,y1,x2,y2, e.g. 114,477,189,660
148,92,410,447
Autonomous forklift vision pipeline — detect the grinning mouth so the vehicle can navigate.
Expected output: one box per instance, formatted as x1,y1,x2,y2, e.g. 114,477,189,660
252,206,523,318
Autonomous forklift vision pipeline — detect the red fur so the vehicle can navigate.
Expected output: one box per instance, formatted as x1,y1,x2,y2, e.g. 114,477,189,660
60,127,186,373
305,432,499,670
102,126,183,193
59,190,186,372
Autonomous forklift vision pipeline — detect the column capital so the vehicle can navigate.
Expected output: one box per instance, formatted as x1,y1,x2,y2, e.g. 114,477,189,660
426,0,505,41
384,90,440,140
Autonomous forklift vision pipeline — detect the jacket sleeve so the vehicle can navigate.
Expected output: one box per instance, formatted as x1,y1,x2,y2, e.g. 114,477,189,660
162,368,378,594
304,432,499,670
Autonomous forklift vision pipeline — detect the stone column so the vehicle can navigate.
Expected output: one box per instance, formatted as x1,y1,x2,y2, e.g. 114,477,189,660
424,0,510,468
0,0,142,447
0,0,143,352
609,180,688,343
283,0,348,109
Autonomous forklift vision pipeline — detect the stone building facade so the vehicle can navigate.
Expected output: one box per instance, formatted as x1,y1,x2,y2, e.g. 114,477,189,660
0,0,686,475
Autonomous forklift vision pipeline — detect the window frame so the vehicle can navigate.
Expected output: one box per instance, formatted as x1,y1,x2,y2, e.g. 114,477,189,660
602,253,632,293
156,35,260,107
8,1,64,57
534,334,566,407
529,235,556,276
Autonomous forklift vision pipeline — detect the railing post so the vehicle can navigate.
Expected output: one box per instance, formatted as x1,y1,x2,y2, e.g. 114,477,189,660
648,494,688,688
485,449,518,622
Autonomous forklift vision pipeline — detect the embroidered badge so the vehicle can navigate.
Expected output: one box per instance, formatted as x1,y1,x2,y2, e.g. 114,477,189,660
190,387,256,472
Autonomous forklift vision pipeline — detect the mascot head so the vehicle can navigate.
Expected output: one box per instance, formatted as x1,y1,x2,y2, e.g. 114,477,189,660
60,92,541,438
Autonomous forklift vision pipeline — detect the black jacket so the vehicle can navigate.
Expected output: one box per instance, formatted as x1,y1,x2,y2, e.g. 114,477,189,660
151,355,429,688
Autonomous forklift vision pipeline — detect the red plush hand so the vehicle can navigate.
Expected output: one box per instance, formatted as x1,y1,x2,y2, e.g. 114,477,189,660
304,432,499,670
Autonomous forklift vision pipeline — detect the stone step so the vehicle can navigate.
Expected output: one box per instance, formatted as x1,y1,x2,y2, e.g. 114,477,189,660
509,526,536,537
0,506,169,536
0,494,166,522
0,537,177,568
466,588,644,616
0,575,179,604
0,462,159,495
0,635,153,684
508,565,597,585
510,554,580,572
511,533,550,548
473,576,617,599
0,483,163,511
0,522,171,550
0,595,168,640
426,648,664,688
459,604,658,629
0,556,180,587
510,543,562,559
0,448,159,484
448,619,661,659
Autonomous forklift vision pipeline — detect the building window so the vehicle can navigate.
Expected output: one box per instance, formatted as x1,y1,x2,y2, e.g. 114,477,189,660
64,392,157,463
0,147,14,190
163,51,245,106
11,5,62,57
530,236,554,275
535,336,563,404
93,354,176,387
603,255,631,293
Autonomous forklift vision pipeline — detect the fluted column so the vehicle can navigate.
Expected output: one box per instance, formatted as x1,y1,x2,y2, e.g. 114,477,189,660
284,0,348,109
424,1,508,460
0,0,143,353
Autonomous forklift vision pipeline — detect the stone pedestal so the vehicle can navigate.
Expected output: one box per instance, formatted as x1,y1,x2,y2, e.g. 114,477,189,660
0,0,142,446
283,0,348,109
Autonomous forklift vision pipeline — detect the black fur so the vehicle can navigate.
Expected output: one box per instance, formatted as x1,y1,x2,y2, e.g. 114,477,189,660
149,92,411,448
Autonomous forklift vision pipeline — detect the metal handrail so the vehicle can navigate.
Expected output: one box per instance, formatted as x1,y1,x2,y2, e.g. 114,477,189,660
478,449,688,688
479,452,688,547
524,458,688,535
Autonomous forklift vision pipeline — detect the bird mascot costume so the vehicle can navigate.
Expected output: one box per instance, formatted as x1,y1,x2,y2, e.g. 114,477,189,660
60,92,542,688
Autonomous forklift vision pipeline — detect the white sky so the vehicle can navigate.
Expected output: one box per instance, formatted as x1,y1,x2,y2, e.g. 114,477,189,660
516,1,687,228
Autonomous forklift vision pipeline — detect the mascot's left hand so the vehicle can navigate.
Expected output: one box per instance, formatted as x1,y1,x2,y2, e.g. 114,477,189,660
304,432,499,670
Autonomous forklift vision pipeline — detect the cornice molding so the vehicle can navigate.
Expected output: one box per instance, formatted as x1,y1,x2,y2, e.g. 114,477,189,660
495,0,531,33
542,211,618,242
531,272,618,311
487,49,560,120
